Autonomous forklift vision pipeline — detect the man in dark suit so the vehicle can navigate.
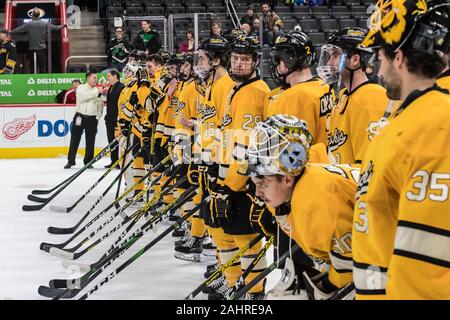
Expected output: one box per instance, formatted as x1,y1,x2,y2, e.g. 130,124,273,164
104,68,124,168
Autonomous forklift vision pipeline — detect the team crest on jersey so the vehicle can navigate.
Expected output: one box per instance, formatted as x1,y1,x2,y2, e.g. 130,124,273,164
200,105,216,121
221,114,232,128
174,101,185,117
319,93,333,117
367,121,379,141
356,161,374,200
328,128,348,152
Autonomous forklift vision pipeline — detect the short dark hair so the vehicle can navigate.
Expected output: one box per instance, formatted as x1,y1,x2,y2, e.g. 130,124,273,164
32,8,41,18
211,22,222,28
384,45,446,79
142,20,151,25
72,79,81,84
86,71,96,79
147,54,164,66
108,68,120,79
247,5,254,11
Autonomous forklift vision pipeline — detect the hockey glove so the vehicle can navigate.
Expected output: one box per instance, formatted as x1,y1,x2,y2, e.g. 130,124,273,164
248,193,276,238
187,163,208,185
118,118,131,137
210,184,233,227
129,92,143,111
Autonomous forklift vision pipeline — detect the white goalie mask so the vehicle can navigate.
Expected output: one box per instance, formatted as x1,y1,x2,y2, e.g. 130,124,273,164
246,114,313,177
316,44,347,85
123,62,139,79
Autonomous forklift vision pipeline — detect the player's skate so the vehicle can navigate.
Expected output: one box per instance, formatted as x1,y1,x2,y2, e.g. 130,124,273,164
174,236,202,262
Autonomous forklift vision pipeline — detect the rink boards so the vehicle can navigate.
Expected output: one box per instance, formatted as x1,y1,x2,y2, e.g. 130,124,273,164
0,104,108,158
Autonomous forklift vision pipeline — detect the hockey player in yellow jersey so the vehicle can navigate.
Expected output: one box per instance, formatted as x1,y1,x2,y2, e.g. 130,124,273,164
266,32,333,145
207,35,270,300
246,114,358,300
354,0,450,299
317,28,389,165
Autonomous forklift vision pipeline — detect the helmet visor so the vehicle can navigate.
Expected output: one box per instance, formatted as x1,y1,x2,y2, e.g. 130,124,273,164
316,44,347,84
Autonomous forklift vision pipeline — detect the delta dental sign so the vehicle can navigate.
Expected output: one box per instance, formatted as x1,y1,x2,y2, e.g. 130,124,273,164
0,73,108,103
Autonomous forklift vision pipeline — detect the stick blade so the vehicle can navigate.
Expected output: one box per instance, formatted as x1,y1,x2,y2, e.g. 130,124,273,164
47,226,74,234
31,189,53,195
22,204,44,212
27,194,48,203
49,247,75,260
61,259,91,274
49,205,68,213
38,285,65,298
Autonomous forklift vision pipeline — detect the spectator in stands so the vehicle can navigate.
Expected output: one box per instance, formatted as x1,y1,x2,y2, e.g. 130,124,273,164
252,18,261,36
240,5,258,26
63,79,81,104
179,29,195,53
108,27,130,71
104,69,123,168
65,71,104,169
261,2,283,31
211,22,222,38
261,2,283,45
133,20,161,55
0,29,17,74
241,23,252,35
10,8,67,74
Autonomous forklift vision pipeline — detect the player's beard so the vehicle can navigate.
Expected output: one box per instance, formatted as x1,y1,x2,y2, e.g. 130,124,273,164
384,69,402,100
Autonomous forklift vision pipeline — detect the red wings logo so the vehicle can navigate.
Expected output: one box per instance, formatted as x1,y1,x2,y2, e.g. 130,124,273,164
2,115,36,140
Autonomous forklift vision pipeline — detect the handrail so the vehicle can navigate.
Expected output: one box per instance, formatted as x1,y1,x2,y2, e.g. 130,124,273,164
225,0,241,29
64,55,108,71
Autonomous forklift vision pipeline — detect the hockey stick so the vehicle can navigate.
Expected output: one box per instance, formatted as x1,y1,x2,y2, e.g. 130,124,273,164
225,236,274,300
330,282,355,300
42,155,171,237
231,244,301,300
22,140,119,211
38,187,199,299
30,139,119,195
49,141,138,213
54,178,192,283
184,233,265,300
40,163,173,257
49,175,187,261
78,193,208,300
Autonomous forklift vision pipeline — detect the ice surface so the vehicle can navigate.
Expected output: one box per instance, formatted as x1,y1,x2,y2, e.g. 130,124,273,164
0,156,279,300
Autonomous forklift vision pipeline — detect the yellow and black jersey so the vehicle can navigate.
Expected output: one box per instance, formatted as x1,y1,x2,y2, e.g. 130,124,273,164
263,86,284,119
436,69,450,92
327,82,389,165
0,40,17,74
160,80,189,147
268,164,359,288
196,74,235,162
266,78,333,145
217,78,270,192
353,86,450,300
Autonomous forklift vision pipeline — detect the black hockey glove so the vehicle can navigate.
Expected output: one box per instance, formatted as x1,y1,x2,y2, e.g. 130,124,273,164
118,118,131,137
210,184,233,227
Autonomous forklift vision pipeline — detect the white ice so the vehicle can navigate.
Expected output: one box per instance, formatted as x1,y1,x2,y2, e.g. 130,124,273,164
0,156,279,300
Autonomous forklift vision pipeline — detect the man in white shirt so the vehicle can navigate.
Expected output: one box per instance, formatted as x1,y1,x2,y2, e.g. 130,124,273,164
65,72,104,169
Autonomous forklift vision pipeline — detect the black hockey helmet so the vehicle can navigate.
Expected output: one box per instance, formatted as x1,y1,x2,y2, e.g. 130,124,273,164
228,35,261,82
197,36,230,67
223,28,247,43
270,31,315,87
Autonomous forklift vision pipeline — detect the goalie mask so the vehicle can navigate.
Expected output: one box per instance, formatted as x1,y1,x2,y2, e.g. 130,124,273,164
246,114,313,177
123,62,139,79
